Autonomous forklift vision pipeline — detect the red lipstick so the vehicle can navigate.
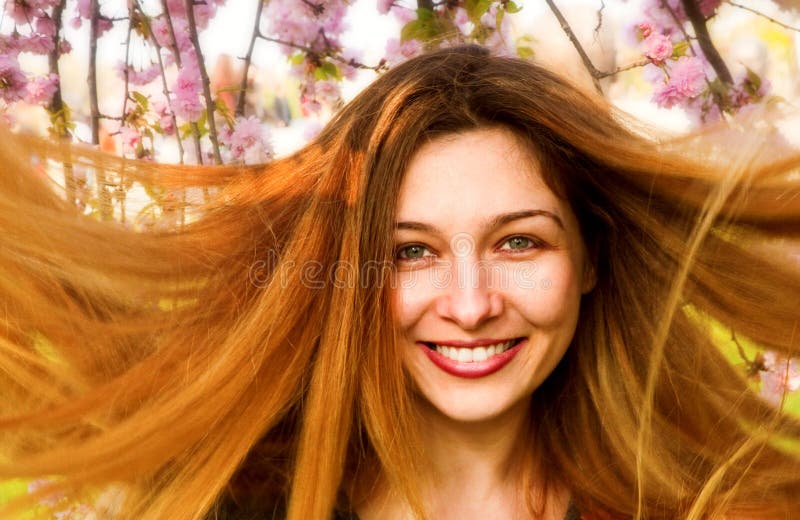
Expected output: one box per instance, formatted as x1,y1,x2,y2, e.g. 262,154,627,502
419,338,526,379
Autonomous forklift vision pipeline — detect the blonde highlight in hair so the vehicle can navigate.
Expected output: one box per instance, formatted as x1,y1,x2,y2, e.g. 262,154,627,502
1,45,800,519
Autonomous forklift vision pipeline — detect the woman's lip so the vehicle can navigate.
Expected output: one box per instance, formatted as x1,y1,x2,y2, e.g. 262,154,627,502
424,337,520,348
418,338,526,379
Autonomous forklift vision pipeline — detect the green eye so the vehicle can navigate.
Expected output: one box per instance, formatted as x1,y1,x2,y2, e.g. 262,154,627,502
506,236,533,250
397,245,430,260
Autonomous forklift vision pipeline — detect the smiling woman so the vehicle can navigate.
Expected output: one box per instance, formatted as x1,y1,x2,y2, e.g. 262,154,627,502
1,45,800,520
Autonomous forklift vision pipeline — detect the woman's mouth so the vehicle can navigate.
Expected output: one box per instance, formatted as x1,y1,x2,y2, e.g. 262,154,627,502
419,337,526,378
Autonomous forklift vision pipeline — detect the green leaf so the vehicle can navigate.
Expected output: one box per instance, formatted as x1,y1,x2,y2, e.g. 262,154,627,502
465,0,491,20
506,1,522,14
416,7,434,21
289,53,305,65
132,91,149,111
516,45,534,60
401,8,439,42
744,66,762,95
320,61,342,80
671,41,690,58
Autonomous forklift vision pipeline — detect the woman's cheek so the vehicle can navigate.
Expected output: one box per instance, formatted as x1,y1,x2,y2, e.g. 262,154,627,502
391,270,438,329
506,260,582,326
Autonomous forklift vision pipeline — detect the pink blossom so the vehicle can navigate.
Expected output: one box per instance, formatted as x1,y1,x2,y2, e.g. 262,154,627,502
193,2,217,29
36,16,57,37
120,126,141,155
76,0,91,18
166,0,186,17
97,17,113,36
479,4,499,29
0,35,20,57
69,15,82,29
377,0,393,15
638,22,654,39
760,351,800,405
7,0,43,24
314,79,340,105
642,33,673,64
392,6,416,24
454,7,472,36
221,116,274,164
0,55,28,103
172,89,204,122
151,17,173,48
17,33,55,54
26,73,59,105
58,38,72,54
117,62,161,86
153,100,175,136
385,38,423,65
651,83,683,109
170,56,204,121
339,48,362,80
669,56,706,98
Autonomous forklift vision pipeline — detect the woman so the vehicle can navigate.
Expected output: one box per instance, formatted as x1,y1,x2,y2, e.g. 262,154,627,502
1,44,799,519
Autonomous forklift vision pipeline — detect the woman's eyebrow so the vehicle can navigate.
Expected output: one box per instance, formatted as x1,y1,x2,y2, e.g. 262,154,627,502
396,209,564,233
488,209,564,230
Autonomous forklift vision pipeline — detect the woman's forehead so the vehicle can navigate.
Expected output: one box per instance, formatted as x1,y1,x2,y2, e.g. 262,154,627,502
395,127,565,224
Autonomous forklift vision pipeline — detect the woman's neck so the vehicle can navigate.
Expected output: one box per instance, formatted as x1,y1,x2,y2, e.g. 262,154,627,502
355,396,570,519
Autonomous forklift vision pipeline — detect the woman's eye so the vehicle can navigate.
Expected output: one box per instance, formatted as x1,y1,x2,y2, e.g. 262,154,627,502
500,236,540,251
396,244,432,261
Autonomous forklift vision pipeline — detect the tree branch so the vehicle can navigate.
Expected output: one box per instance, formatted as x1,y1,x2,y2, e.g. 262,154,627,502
680,0,733,84
184,0,223,164
88,0,100,145
236,0,265,117
133,0,185,164
46,0,76,209
257,34,386,72
544,0,602,93
727,1,800,32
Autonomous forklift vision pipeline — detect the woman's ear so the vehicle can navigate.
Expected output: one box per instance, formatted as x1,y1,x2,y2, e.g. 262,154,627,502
581,259,597,294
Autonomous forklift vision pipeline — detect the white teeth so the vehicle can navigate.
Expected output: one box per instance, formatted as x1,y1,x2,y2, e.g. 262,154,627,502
434,340,516,362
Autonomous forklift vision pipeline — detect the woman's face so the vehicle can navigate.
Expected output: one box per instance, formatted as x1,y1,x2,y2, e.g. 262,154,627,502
391,127,595,423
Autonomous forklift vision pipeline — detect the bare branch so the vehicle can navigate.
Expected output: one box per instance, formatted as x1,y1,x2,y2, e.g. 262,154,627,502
46,0,77,209
544,0,603,93
680,0,733,84
184,0,223,164
594,0,605,39
88,0,100,145
133,0,185,164
236,0,265,117
258,34,387,71
596,58,650,79
727,1,800,32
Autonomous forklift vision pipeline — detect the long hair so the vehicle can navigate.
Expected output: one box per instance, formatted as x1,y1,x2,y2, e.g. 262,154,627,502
1,44,799,519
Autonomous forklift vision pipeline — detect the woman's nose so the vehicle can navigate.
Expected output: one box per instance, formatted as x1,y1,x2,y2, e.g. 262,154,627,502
433,257,503,330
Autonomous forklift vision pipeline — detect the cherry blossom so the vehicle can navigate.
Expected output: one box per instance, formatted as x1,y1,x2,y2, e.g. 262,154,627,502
385,38,423,65
220,116,274,164
760,351,800,406
642,33,673,64
119,126,142,155
0,55,28,103
170,56,204,122
25,74,59,105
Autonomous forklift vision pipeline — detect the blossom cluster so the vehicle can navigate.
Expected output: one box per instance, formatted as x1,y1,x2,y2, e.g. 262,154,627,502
0,0,68,105
633,0,772,125
379,0,522,67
